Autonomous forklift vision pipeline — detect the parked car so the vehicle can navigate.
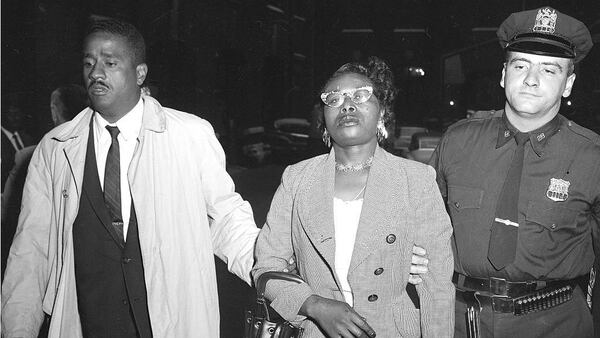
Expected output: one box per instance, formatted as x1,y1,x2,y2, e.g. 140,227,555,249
392,126,428,157
265,118,310,164
405,131,442,164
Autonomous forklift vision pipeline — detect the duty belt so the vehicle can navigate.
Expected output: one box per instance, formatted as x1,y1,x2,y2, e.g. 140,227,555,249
453,272,578,338
452,272,575,298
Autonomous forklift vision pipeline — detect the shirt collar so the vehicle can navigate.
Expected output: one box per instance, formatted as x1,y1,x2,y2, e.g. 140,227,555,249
94,97,144,142
496,112,561,156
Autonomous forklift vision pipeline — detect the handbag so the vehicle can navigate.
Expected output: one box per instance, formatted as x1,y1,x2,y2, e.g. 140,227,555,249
244,271,305,338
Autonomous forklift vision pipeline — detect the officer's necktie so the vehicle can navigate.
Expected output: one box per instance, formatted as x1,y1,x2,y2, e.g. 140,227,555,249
488,132,529,270
104,125,124,242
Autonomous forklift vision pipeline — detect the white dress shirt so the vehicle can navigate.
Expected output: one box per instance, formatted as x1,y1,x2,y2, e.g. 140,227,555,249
93,98,143,240
333,197,363,306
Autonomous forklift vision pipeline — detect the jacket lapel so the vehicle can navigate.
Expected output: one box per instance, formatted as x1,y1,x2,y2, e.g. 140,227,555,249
298,150,336,270
349,147,409,273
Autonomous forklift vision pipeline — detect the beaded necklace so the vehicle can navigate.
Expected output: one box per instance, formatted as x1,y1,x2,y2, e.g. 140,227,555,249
334,156,374,173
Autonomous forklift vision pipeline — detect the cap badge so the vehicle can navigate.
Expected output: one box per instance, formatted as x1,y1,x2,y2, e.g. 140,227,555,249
546,178,569,202
533,8,557,34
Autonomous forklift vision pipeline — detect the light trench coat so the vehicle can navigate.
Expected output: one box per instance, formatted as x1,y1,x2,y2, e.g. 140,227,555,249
1,95,259,337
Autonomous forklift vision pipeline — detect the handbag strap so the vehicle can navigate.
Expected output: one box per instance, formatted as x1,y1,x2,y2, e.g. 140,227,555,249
256,271,305,321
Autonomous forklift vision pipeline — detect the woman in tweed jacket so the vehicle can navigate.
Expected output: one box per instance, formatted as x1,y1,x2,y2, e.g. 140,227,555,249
253,57,454,338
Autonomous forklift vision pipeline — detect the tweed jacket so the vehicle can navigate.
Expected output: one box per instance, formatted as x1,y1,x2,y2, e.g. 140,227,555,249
253,146,455,338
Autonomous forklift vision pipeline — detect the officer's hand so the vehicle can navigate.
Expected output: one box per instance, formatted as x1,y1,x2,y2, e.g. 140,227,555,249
282,256,297,274
408,245,428,285
300,295,376,338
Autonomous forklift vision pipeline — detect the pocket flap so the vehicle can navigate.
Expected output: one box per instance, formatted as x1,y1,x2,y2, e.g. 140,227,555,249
448,185,484,210
525,201,579,231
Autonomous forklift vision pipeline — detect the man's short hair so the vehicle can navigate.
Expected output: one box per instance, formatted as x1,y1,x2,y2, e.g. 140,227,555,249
86,17,146,65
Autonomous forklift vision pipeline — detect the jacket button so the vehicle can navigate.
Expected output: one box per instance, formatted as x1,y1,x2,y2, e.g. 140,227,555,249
368,294,378,302
62,190,68,198
122,257,132,264
122,299,128,305
386,234,396,244
454,202,460,208
374,268,384,275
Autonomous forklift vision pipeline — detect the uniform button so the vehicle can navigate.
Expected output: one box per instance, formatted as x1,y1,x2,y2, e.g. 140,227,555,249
386,234,396,244
122,299,128,305
122,257,132,264
62,190,68,198
454,202,460,208
368,294,378,302
374,268,384,275
550,224,556,229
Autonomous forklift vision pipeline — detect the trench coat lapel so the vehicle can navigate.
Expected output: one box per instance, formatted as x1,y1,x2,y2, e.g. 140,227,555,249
349,147,408,273
299,150,336,270
58,113,90,239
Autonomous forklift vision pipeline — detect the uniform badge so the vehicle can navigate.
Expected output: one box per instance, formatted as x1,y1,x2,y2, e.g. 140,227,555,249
546,178,569,202
533,8,557,34
536,133,545,141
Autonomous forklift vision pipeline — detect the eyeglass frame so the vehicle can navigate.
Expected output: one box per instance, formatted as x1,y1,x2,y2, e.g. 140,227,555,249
320,85,374,108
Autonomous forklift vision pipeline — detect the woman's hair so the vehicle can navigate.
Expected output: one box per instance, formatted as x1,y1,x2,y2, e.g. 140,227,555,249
318,56,397,134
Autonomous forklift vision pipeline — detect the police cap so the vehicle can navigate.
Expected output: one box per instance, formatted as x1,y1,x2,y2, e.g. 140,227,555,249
497,7,593,63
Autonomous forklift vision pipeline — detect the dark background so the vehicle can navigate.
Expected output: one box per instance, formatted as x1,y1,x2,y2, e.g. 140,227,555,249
3,0,599,153
2,1,599,337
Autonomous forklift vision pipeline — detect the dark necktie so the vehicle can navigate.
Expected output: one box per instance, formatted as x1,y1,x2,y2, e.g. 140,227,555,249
488,132,529,270
12,133,23,150
104,125,124,242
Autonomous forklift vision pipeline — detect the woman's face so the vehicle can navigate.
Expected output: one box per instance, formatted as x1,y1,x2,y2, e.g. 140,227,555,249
322,73,382,147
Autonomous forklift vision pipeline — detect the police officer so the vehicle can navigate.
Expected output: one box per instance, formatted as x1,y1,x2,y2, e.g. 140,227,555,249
429,6,598,338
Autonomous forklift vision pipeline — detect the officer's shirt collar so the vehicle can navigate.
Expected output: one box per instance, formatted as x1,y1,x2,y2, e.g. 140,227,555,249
496,112,561,156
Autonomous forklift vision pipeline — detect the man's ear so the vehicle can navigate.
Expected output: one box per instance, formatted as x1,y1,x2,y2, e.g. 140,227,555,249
500,63,507,88
562,73,576,98
136,63,148,86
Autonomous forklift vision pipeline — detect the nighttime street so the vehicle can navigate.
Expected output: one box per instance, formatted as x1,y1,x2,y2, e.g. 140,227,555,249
2,1,600,337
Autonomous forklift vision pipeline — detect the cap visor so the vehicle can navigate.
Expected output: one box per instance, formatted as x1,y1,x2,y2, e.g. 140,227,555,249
507,36,575,59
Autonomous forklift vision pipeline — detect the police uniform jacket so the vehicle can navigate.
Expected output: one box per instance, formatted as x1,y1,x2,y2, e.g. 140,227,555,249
429,109,600,282
253,146,455,338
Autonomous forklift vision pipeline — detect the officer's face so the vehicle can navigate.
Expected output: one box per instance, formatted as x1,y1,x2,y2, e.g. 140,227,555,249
83,32,147,122
322,73,382,148
501,52,575,121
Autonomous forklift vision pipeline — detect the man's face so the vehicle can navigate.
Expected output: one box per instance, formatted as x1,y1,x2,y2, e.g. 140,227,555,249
83,32,147,121
501,52,575,121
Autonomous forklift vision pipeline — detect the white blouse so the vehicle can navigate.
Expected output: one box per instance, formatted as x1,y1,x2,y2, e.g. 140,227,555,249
333,197,363,306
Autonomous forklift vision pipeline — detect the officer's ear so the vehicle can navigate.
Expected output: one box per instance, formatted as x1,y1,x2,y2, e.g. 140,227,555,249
562,73,576,98
500,63,507,89
136,63,148,86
